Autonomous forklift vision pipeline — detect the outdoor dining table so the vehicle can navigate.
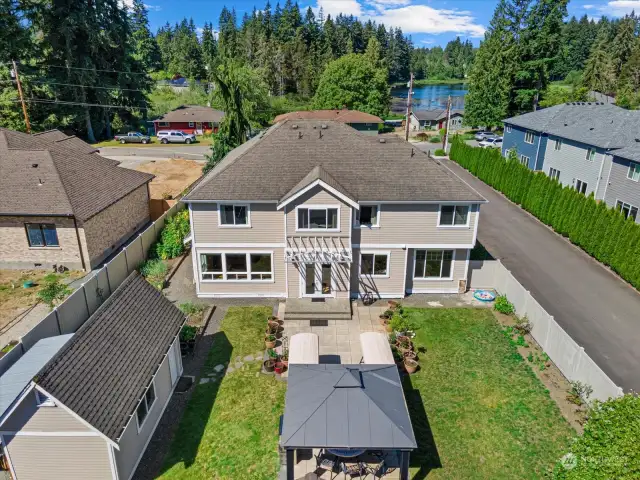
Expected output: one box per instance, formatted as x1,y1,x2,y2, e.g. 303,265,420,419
326,448,367,458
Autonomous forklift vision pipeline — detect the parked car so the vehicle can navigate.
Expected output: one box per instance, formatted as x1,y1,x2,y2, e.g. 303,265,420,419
474,131,494,141
114,132,151,144
156,130,197,144
479,136,503,148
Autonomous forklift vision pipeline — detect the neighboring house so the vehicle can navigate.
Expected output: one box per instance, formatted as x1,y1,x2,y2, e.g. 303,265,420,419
502,102,640,223
0,128,154,271
273,109,383,135
409,110,464,132
156,76,212,94
152,105,224,135
182,120,486,299
0,272,185,480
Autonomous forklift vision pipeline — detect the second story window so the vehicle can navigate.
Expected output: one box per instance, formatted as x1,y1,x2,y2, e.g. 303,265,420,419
505,125,512,133
219,204,249,226
297,207,338,230
26,223,59,247
628,162,640,181
554,139,562,151
549,168,560,181
586,148,596,162
355,205,379,227
439,205,469,227
524,131,535,144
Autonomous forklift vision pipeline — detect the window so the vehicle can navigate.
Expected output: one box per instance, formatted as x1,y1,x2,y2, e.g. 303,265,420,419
616,201,638,221
575,179,588,195
199,253,273,281
439,205,469,227
628,162,640,181
549,167,561,181
360,252,389,277
554,139,562,151
520,155,530,167
414,250,453,279
35,390,55,407
586,148,596,161
136,382,156,431
297,207,338,230
355,205,379,227
188,121,195,127
158,121,169,127
219,204,249,226
505,125,512,133
524,131,535,144
26,224,59,247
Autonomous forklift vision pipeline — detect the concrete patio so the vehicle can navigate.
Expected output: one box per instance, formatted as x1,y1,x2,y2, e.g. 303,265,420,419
291,449,402,479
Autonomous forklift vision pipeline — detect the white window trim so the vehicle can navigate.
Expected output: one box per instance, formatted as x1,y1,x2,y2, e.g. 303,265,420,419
35,390,55,407
217,203,251,228
413,249,455,281
520,154,530,166
359,251,391,278
627,161,640,182
505,125,512,133
354,203,381,228
616,199,638,220
524,131,534,144
575,178,588,194
188,121,195,127
437,204,471,229
136,380,157,433
549,167,560,181
554,139,562,151
586,148,596,162
295,204,341,232
199,251,275,283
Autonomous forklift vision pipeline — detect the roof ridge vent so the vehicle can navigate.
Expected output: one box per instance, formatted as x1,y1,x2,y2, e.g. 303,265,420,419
291,124,299,129
379,138,386,143
321,124,328,129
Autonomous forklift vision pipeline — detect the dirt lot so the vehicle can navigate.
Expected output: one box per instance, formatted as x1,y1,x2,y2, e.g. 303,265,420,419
134,158,203,199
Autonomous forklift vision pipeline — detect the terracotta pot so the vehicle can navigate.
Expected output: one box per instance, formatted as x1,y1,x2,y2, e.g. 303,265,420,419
403,350,417,361
265,325,278,335
404,359,419,374
263,359,276,373
274,362,286,374
265,338,277,349
268,315,283,325
388,300,400,310
379,315,390,325
267,320,280,331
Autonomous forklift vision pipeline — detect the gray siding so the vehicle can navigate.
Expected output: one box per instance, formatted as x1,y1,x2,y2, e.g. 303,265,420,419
4,435,112,480
603,156,640,223
543,135,607,197
115,349,175,480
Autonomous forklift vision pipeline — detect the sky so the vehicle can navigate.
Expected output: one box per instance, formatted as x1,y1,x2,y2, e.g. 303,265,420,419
143,0,640,47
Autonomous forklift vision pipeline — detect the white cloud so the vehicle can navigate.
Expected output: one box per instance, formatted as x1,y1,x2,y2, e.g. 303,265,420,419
582,4,595,8
420,39,435,44
145,4,162,11
119,0,161,11
315,0,485,37
595,0,640,16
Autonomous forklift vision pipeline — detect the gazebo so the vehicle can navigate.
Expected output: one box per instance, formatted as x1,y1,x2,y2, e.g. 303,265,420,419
280,364,417,479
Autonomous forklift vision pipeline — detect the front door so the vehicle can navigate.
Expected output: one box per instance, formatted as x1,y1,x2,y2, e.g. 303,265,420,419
196,122,203,134
302,263,333,297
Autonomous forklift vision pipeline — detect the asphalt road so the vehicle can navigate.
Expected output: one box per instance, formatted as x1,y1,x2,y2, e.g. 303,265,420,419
98,144,209,160
440,157,640,392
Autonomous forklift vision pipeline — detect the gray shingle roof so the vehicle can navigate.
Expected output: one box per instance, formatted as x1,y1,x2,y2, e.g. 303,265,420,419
279,165,355,205
281,364,417,449
34,272,185,442
413,110,463,121
0,128,153,221
273,109,383,124
154,105,225,124
184,120,485,203
611,143,640,162
503,103,640,149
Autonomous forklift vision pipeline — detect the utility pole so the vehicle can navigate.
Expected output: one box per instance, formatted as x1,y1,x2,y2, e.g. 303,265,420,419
404,72,414,142
443,95,452,152
11,60,31,133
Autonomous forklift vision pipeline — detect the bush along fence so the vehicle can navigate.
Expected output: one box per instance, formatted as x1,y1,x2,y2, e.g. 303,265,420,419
0,202,187,376
450,139,640,290
468,259,623,402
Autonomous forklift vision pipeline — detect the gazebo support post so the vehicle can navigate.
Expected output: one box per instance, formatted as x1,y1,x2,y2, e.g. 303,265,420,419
400,451,410,480
286,449,295,480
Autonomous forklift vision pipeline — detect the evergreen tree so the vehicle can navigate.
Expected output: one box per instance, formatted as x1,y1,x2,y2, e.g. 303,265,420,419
130,0,161,71
201,23,218,77
583,29,616,94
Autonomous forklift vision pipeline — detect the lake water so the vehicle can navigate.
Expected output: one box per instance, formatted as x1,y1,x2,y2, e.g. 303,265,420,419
390,83,468,113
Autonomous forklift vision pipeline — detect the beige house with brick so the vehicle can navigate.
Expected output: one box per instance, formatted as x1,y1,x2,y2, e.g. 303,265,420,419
183,120,486,301
0,128,153,271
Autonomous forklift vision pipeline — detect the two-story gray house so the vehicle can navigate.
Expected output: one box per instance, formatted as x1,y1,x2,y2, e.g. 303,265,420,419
502,103,640,223
182,120,486,301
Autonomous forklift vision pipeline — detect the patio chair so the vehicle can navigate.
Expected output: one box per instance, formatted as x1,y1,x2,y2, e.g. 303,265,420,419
341,461,367,479
367,459,396,479
314,450,338,479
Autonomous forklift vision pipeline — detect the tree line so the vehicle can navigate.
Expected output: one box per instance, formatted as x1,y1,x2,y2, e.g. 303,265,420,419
411,38,475,81
450,139,640,291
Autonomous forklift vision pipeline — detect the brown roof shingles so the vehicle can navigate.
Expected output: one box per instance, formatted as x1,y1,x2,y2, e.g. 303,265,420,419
184,120,485,203
273,109,383,124
154,105,225,124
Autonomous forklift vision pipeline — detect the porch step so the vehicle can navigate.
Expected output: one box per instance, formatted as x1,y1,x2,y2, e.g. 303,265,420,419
285,311,352,321
284,298,352,322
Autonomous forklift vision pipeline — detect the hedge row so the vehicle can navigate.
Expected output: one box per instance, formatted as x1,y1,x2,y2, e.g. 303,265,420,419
449,139,640,290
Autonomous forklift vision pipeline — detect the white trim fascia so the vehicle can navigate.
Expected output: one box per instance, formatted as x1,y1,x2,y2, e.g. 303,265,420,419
277,179,360,210
125,380,176,480
109,442,120,480
464,249,471,287
0,431,102,437
217,203,251,228
403,247,409,295
472,205,480,246
32,384,120,450
602,155,614,200
189,204,200,296
595,152,607,198
412,248,456,282
194,243,285,248
197,292,287,298
362,200,488,205
198,250,275,283
352,243,475,249
359,251,391,278
284,205,289,298
294,204,341,233
0,383,35,428
534,133,543,169
184,199,277,204
0,433,17,480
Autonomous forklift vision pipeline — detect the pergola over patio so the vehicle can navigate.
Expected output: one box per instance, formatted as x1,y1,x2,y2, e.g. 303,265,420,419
280,364,417,479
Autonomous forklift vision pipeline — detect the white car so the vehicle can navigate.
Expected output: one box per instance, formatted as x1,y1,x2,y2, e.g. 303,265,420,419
479,136,503,148
156,130,197,144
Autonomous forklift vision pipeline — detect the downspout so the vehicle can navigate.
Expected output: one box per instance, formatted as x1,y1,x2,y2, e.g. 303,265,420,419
594,150,607,200
534,133,544,170
73,216,88,271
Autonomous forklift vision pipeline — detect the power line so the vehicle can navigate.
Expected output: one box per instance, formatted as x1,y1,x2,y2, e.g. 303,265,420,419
13,98,150,110
0,79,148,92
3,62,150,76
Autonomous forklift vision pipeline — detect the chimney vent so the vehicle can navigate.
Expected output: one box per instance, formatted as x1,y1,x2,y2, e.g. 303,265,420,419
32,164,38,168
321,124,328,130
379,138,386,143
292,124,299,129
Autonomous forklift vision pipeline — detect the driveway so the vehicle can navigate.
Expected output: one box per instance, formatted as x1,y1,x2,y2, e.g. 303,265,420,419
98,145,209,160
439,157,640,392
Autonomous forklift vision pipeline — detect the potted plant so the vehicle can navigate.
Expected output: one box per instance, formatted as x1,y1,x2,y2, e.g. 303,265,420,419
281,348,289,367
265,334,277,349
404,358,419,374
268,315,283,325
274,361,286,374
396,337,413,355
180,325,198,352
403,350,417,361
263,359,276,372
387,300,400,310
267,317,280,331
379,309,393,324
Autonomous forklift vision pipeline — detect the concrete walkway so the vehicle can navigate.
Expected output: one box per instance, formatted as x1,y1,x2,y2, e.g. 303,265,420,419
440,157,640,392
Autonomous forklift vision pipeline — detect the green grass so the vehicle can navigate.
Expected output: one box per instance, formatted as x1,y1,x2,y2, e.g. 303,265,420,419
159,307,286,480
404,308,573,479
92,137,213,148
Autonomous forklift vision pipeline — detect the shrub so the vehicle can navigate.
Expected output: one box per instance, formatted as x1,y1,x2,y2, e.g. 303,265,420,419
37,277,71,309
439,127,446,137
429,135,442,143
156,210,190,260
554,394,640,479
180,325,198,342
139,259,168,289
390,311,415,333
567,381,593,405
494,295,515,315
179,301,206,316
415,132,429,141
434,148,446,156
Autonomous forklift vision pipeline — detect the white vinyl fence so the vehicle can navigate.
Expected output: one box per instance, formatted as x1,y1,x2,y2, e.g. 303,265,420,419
0,203,186,376
469,259,624,402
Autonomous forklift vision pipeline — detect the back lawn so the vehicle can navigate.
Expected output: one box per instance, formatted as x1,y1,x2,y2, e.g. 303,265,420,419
157,307,572,480
159,307,286,480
